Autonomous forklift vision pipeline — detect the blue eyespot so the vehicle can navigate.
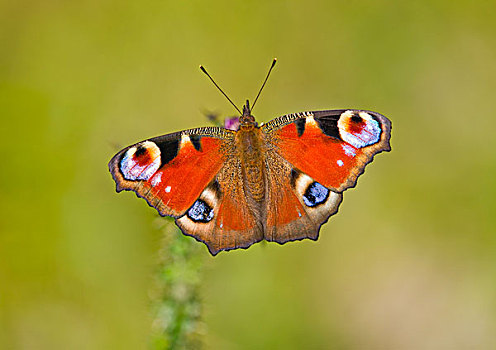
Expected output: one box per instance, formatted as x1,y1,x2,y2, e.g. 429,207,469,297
303,182,329,207
187,199,214,223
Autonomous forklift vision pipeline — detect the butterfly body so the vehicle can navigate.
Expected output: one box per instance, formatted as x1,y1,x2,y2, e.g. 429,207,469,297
109,100,391,255
237,126,265,203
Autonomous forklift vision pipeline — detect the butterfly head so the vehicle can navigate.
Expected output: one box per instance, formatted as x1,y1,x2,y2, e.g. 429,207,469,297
240,100,257,128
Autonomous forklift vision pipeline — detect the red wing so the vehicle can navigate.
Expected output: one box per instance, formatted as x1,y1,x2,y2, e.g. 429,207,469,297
262,109,391,192
108,127,234,217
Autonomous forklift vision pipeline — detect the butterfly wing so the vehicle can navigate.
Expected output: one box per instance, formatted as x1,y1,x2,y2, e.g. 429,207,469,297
175,156,264,255
109,126,263,256
109,127,235,217
263,152,343,244
261,109,391,243
262,109,391,192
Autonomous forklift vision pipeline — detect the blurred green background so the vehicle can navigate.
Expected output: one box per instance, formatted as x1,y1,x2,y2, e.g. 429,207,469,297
1,0,495,348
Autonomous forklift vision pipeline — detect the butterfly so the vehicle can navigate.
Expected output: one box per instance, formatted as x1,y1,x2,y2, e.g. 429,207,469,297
108,62,391,255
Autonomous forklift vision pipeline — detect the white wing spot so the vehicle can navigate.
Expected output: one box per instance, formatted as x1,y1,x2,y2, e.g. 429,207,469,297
165,186,171,193
306,116,318,127
337,160,344,167
180,134,191,147
151,172,162,187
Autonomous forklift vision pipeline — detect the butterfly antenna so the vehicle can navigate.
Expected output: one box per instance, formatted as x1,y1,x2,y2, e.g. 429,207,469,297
251,58,277,111
200,65,242,115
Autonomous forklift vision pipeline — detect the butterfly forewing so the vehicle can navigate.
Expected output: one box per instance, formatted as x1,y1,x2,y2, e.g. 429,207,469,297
262,109,391,192
108,127,234,217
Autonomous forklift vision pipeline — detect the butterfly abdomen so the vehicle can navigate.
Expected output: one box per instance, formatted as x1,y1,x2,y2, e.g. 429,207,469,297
237,128,266,203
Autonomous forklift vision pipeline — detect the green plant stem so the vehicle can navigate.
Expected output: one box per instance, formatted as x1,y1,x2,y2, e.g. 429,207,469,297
149,218,206,349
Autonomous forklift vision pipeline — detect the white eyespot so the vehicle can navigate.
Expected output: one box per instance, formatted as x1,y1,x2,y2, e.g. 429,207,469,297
165,185,171,193
337,160,344,167
120,141,161,181
338,111,381,148
342,144,356,157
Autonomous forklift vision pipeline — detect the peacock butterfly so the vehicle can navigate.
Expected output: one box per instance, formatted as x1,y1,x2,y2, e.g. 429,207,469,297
108,60,392,255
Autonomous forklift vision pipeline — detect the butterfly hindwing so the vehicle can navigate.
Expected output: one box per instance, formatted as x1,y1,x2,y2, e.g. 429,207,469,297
108,127,234,217
176,151,263,255
263,153,343,244
262,109,391,192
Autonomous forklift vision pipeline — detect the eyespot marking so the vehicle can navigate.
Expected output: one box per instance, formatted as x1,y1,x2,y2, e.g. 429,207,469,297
134,146,147,158
338,111,381,148
303,182,329,207
187,199,214,223
351,114,362,123
120,141,161,181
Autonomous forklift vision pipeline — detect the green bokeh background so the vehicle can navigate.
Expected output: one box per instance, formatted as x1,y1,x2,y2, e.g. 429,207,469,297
1,0,495,348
